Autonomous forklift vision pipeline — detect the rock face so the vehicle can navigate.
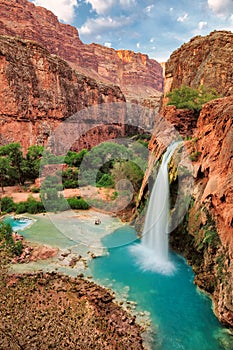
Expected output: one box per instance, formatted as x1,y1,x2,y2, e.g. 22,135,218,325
0,0,163,151
165,31,233,96
0,0,83,65
193,96,233,249
171,96,233,329
0,35,126,152
0,0,163,104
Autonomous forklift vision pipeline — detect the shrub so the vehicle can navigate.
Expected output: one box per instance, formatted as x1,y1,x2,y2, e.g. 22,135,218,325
15,202,28,214
67,197,90,210
166,85,221,112
10,240,23,256
31,186,40,193
16,196,45,214
0,197,16,213
0,222,23,257
97,174,114,188
26,197,45,214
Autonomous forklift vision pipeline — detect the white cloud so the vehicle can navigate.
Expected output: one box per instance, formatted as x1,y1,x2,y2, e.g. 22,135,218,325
169,7,174,12
85,0,136,15
120,0,136,5
136,42,140,48
85,0,114,14
104,42,112,48
150,37,155,43
32,0,78,22
80,16,131,35
145,5,154,13
208,0,233,16
198,21,208,30
177,13,188,22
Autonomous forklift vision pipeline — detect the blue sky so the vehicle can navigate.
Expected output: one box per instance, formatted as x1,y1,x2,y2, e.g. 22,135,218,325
31,0,233,61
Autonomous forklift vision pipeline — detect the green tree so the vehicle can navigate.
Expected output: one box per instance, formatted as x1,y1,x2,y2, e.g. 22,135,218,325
0,143,25,185
25,145,44,181
64,149,88,167
111,161,144,192
40,175,68,212
0,157,12,192
166,85,220,112
62,168,79,188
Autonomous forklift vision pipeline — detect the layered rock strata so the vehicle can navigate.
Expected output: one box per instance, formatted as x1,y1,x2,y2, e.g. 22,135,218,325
165,30,233,96
0,0,163,104
0,35,126,152
138,30,233,328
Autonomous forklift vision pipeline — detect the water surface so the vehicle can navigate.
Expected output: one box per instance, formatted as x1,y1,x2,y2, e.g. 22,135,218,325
90,226,232,350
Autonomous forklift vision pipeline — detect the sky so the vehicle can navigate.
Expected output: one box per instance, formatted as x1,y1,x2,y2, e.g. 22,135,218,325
31,0,233,62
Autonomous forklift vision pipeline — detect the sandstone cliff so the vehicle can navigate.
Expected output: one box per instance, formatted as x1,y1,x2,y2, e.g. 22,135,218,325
164,30,233,96
0,0,163,105
170,96,233,329
0,35,126,152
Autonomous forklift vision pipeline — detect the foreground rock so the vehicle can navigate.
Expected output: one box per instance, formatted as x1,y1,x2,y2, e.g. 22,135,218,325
0,271,144,349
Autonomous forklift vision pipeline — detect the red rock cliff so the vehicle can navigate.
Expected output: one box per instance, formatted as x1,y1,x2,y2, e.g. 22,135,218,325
0,0,163,104
182,96,233,328
164,31,233,97
0,35,126,152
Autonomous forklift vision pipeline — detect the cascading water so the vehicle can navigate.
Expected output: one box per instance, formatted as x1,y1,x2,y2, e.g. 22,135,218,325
130,142,180,275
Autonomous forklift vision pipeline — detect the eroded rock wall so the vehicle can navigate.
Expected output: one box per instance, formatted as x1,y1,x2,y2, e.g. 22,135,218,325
171,96,233,328
0,0,163,105
0,35,126,152
164,30,233,96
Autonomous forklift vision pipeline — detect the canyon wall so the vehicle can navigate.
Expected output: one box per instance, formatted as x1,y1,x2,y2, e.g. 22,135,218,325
0,0,163,152
0,35,126,152
0,0,163,104
170,96,233,328
164,30,233,97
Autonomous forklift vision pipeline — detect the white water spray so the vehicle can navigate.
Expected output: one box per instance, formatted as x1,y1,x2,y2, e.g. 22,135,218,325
130,142,180,275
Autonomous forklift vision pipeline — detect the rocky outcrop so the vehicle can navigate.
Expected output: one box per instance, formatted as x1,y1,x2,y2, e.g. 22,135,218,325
165,31,233,96
0,35,126,152
137,106,198,204
0,0,163,104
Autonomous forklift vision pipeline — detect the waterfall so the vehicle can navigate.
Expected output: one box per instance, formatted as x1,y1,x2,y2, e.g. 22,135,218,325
130,142,180,275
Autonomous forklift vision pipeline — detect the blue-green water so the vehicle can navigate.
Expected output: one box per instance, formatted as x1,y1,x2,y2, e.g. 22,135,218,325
90,226,232,350
3,216,33,232
4,216,232,349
